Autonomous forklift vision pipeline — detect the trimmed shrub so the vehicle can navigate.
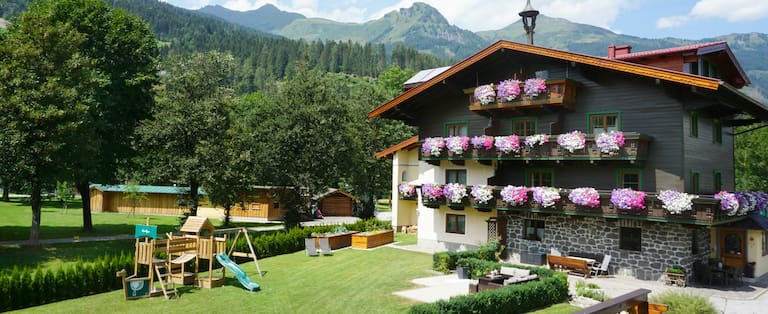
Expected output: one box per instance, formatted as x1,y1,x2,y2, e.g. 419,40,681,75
410,272,568,313
431,240,501,272
650,291,717,314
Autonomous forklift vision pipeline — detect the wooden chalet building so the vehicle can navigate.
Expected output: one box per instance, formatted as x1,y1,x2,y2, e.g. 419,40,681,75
372,40,768,281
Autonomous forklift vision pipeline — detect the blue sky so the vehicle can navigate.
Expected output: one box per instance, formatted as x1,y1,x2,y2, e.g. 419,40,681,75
162,0,768,39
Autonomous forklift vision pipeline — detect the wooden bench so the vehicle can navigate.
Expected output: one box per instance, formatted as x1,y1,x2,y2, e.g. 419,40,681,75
547,254,591,278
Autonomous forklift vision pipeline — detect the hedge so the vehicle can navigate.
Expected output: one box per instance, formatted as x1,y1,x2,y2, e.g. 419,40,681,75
432,240,500,273
0,252,133,312
412,259,569,313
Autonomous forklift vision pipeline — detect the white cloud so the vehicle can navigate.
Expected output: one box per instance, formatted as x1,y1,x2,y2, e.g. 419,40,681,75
221,0,275,11
657,0,768,29
690,0,768,21
656,15,690,29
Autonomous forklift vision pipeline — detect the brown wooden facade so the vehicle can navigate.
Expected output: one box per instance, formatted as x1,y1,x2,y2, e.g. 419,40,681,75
317,190,356,216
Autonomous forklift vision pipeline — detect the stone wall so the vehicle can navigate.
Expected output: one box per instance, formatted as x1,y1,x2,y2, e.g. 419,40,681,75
502,212,711,281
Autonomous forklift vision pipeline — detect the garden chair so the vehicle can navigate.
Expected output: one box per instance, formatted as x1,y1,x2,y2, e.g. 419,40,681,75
305,238,318,256
590,254,611,277
318,237,332,255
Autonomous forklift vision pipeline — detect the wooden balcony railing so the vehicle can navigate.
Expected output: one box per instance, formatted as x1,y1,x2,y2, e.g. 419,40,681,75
466,79,578,112
419,132,651,163
418,185,743,226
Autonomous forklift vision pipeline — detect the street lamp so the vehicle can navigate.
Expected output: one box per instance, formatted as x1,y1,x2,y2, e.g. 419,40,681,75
519,0,539,45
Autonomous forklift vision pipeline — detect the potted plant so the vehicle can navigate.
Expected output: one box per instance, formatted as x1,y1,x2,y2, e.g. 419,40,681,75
470,135,494,158
568,187,601,208
496,79,521,102
714,190,740,216
557,130,586,153
445,136,470,156
610,188,646,211
500,185,528,207
595,131,625,155
470,185,495,211
421,137,445,157
456,259,471,279
523,78,547,97
494,134,521,156
443,183,468,208
665,265,687,287
657,190,696,214
531,187,561,208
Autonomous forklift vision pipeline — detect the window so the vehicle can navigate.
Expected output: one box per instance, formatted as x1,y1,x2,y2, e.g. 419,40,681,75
526,168,554,186
512,118,537,136
684,61,699,75
690,111,699,138
588,112,619,134
445,121,468,137
713,119,722,144
446,214,465,234
617,169,642,190
619,227,642,251
691,171,700,194
713,171,722,192
523,220,545,241
445,169,467,184
763,231,768,256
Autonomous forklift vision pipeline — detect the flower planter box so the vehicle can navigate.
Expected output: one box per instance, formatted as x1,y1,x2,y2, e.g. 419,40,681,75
351,229,394,249
466,79,578,111
422,200,441,208
314,231,359,250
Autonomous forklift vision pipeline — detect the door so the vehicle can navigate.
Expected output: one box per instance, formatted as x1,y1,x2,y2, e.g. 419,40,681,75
719,229,746,269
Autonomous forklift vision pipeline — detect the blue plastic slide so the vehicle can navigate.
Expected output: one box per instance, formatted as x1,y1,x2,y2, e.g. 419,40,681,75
215,253,260,292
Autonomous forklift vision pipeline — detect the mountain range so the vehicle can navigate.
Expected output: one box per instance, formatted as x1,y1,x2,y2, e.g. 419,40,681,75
198,2,767,102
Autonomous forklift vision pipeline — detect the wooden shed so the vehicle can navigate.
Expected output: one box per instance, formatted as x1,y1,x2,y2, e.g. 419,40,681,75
89,184,197,215
317,189,356,216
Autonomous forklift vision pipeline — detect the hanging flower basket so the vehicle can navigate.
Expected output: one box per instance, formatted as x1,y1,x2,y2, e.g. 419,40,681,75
595,131,626,155
496,79,521,102
523,78,547,97
398,183,416,200
557,130,586,153
421,184,443,208
474,84,496,105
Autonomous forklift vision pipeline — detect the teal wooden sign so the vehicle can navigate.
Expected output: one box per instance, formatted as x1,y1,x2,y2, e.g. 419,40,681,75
127,278,150,298
134,224,157,239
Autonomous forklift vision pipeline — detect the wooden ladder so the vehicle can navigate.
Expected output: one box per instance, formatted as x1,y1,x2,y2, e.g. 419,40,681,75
153,260,178,299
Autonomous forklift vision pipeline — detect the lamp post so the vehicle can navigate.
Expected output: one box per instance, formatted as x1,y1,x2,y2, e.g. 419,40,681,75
519,0,539,45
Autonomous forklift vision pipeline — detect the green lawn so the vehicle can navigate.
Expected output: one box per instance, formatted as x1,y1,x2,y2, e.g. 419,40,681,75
14,247,433,314
0,199,281,242
0,239,135,271
394,232,417,246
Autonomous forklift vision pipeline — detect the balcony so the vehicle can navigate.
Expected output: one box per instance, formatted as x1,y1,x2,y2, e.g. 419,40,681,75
417,185,743,226
419,132,651,164
466,79,578,112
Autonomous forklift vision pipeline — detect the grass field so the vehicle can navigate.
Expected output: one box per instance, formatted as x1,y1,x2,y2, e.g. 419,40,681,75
15,247,432,313
0,199,280,242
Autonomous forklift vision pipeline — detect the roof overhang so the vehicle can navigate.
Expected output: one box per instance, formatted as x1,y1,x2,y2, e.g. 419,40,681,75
721,212,768,230
369,40,723,119
375,135,419,159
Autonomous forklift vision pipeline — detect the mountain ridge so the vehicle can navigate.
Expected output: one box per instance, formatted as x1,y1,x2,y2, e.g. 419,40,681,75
197,3,767,102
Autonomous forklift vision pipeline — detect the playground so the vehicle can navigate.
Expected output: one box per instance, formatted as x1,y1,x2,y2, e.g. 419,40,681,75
13,238,433,313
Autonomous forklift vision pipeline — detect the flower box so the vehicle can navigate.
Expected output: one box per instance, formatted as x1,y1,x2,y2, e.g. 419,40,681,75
466,79,578,111
351,229,394,249
314,231,359,250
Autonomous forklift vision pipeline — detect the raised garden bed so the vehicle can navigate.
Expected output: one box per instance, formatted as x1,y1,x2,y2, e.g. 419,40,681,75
351,229,394,249
314,231,359,250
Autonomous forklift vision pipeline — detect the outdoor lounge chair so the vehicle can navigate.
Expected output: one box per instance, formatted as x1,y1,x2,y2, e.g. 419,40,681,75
305,238,319,256
590,254,611,277
318,237,332,255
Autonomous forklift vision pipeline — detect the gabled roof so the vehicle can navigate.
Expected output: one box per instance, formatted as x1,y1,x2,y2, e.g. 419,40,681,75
375,135,419,159
90,184,206,195
368,40,763,120
313,188,357,200
612,41,750,88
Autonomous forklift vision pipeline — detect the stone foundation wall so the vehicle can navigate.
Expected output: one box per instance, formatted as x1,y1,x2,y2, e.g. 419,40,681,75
502,213,710,281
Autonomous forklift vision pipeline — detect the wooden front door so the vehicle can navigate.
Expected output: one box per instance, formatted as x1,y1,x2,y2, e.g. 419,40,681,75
719,229,746,269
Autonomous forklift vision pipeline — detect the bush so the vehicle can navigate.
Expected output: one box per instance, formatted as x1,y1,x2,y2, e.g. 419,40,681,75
410,270,568,313
650,291,717,314
0,253,132,312
431,240,501,273
575,280,606,302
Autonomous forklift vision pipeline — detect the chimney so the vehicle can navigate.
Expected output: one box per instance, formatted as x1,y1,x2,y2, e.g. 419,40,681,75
608,45,632,58
615,45,632,57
